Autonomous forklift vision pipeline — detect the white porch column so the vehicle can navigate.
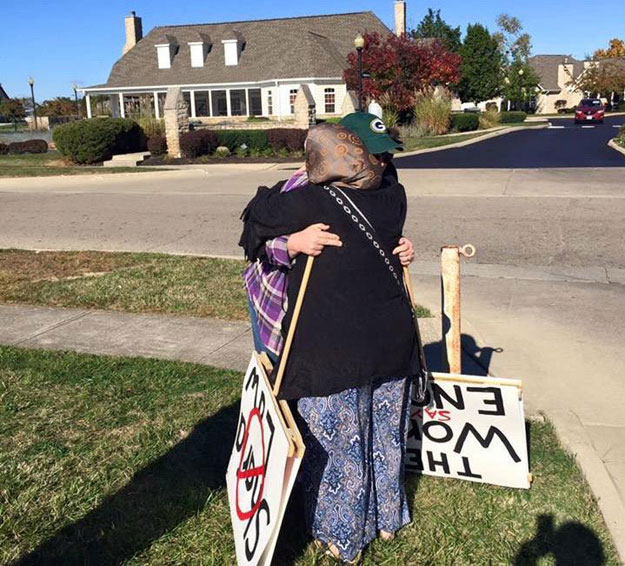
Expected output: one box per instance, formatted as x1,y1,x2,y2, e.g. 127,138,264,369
86,94,92,118
154,93,160,119
190,90,197,118
208,90,213,117
226,88,231,117
245,88,250,117
119,93,125,118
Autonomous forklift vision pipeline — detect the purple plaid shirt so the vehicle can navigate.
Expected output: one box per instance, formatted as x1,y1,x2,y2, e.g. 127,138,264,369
243,169,309,356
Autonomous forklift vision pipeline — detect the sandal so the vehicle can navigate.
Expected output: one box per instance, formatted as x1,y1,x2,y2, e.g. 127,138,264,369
380,530,396,542
326,542,362,565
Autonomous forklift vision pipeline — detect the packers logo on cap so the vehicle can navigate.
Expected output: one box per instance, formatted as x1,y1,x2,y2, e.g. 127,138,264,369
370,118,387,133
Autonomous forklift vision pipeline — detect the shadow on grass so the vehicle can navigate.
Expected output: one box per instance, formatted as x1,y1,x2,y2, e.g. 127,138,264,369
514,514,606,565
15,402,240,565
14,399,311,566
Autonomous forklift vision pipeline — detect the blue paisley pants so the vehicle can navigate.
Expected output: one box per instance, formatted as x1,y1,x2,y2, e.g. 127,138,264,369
295,376,412,562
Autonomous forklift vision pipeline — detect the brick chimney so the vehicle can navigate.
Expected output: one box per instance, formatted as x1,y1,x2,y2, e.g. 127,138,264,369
123,11,143,55
394,0,406,36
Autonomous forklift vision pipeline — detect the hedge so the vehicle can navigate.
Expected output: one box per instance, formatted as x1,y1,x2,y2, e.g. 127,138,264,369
179,127,308,157
451,113,479,132
217,129,268,152
0,142,9,155
266,129,307,152
498,111,527,124
180,130,219,158
147,133,168,156
6,139,48,154
53,118,145,164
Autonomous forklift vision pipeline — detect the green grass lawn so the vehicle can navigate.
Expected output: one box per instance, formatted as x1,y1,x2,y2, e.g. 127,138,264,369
400,123,540,153
0,346,619,565
0,152,167,177
0,249,432,320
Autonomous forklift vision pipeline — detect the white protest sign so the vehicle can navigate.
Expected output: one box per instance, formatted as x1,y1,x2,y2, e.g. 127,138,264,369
405,372,530,489
227,353,304,566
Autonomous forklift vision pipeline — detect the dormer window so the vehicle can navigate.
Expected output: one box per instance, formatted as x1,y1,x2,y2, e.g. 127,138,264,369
222,39,239,66
188,33,211,68
221,31,244,66
155,35,178,69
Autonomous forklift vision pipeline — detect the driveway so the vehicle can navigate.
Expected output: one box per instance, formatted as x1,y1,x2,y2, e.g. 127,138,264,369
397,115,625,168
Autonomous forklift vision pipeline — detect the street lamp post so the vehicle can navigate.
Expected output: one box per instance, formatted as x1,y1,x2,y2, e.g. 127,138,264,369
354,33,365,112
73,83,80,117
518,68,525,111
28,77,37,130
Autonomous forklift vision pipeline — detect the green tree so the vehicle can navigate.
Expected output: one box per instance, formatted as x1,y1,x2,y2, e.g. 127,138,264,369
0,98,26,131
37,96,81,117
501,60,541,110
458,24,503,103
411,8,461,52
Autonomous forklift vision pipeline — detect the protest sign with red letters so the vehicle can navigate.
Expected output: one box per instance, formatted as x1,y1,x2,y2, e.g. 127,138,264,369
227,353,304,566
405,372,530,489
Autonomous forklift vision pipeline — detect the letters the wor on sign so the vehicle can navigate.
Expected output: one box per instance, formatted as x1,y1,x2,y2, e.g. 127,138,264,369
405,373,530,490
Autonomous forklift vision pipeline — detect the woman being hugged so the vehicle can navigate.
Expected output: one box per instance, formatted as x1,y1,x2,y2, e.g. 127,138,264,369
240,117,422,564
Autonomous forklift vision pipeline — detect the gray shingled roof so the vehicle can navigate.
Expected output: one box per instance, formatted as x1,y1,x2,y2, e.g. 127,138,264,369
94,12,390,89
528,54,584,92
0,84,8,100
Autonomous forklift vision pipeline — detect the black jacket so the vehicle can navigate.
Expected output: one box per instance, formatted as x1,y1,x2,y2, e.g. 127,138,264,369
240,174,420,400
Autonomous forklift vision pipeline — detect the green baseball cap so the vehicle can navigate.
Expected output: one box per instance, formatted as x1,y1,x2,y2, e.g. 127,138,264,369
339,112,403,154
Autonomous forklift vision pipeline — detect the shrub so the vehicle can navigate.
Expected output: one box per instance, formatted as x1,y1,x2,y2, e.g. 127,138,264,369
382,107,400,129
498,111,527,124
235,145,248,157
246,116,270,122
413,90,451,136
7,139,49,154
0,142,7,155
179,129,219,158
147,133,167,156
216,130,268,152
266,129,307,152
485,102,498,112
53,118,145,164
215,146,230,158
479,109,500,130
451,113,479,132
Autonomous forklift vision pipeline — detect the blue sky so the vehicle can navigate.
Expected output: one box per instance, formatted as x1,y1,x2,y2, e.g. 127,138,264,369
1,0,623,101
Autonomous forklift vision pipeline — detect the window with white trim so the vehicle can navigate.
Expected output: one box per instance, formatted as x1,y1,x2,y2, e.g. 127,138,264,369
324,88,336,114
267,90,273,115
289,89,298,114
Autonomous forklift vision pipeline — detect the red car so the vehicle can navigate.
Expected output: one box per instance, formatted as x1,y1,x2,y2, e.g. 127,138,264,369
574,98,605,124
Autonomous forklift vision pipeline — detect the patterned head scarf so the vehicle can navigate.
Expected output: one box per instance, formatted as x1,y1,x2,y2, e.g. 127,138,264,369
305,123,385,190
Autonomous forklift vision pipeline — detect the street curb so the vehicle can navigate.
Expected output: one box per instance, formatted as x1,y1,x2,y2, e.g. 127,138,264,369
455,314,625,563
548,409,625,562
395,124,549,158
608,138,625,158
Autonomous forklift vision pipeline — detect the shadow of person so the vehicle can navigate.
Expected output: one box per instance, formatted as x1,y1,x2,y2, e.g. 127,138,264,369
514,514,605,566
461,333,503,374
14,403,241,566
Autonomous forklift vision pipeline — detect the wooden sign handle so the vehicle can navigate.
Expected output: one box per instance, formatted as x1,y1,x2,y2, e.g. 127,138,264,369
272,255,315,396
403,265,417,308
403,266,429,374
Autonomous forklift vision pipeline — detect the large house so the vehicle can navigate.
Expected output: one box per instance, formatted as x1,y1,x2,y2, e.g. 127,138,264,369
0,84,8,101
81,4,407,121
530,54,625,113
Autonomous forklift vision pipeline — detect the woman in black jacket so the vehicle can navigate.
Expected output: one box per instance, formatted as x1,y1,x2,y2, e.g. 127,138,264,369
241,122,421,564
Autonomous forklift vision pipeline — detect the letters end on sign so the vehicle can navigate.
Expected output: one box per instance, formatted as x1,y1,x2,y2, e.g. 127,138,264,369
406,373,530,490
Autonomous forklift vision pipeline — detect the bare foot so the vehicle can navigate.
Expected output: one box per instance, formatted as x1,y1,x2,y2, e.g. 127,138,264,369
380,530,395,541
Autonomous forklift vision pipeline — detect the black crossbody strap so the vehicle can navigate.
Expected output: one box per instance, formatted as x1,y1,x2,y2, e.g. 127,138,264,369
322,185,429,397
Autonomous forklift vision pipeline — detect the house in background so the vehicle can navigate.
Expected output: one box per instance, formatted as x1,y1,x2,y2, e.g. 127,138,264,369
0,84,9,101
529,54,625,113
81,4,407,122
529,55,585,113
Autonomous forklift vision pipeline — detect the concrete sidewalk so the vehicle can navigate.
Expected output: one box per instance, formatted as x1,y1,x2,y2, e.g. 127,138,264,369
0,300,623,560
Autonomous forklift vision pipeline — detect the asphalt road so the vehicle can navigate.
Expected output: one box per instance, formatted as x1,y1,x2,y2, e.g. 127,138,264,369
397,115,625,169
